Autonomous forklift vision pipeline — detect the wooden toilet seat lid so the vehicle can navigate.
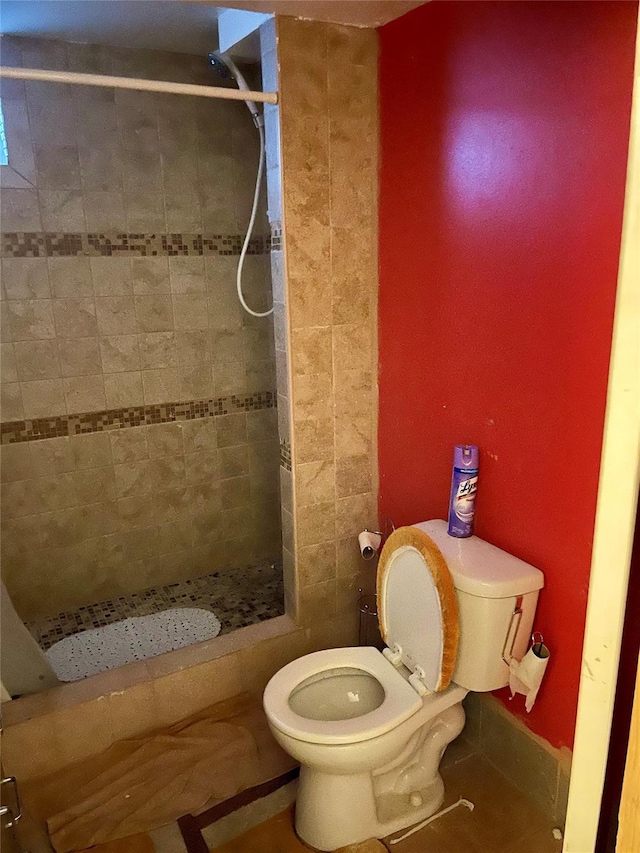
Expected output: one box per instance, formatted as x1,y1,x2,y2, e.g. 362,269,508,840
377,526,460,692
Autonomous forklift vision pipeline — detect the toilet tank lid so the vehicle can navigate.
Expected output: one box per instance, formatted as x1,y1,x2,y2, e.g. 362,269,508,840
412,520,544,599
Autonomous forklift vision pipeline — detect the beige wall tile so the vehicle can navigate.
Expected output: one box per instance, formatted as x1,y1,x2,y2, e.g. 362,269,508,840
118,491,157,529
157,518,193,555
13,339,61,381
291,327,332,375
0,343,18,383
216,413,247,447
73,465,117,504
21,378,66,417
63,374,106,413
214,361,246,396
48,257,93,298
40,507,86,548
114,459,154,498
178,364,214,399
1,383,25,420
142,367,180,405
135,295,174,333
331,227,374,324
297,501,336,548
110,428,149,466
52,298,98,338
294,416,334,465
138,331,177,370
220,475,251,509
335,454,373,498
172,294,208,331
29,436,73,476
7,299,56,340
70,432,112,469
297,459,335,506
109,680,157,741
212,328,244,365
175,330,211,366
131,258,170,295
298,541,337,586
100,335,141,373
335,492,376,539
286,228,332,329
104,370,144,407
90,258,133,297
186,452,220,487
336,535,368,578
1,258,51,300
182,418,216,453
95,296,137,336
334,411,372,458
84,191,127,232
1,515,44,558
58,336,102,377
169,257,205,294
39,189,86,231
37,473,80,512
0,442,34,482
146,422,183,459
299,578,337,623
1,189,41,231
152,654,242,726
1,479,43,518
292,372,333,422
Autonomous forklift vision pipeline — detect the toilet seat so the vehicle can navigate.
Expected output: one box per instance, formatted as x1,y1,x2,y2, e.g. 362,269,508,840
263,646,422,745
377,526,459,692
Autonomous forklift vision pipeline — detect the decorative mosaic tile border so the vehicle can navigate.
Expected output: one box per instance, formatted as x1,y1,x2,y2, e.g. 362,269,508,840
1,391,276,445
1,232,268,258
270,221,283,252
27,559,285,651
279,438,292,471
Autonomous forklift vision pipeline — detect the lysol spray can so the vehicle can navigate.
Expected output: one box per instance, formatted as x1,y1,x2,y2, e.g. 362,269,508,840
447,445,479,538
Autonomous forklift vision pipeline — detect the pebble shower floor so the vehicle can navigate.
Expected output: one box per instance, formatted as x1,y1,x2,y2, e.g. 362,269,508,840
27,559,285,677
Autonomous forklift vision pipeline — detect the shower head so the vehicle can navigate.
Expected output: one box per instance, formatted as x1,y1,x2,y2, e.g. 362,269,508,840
207,51,233,80
208,50,261,123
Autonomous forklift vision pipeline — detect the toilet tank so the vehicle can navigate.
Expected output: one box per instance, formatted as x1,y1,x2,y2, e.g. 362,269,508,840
414,520,545,692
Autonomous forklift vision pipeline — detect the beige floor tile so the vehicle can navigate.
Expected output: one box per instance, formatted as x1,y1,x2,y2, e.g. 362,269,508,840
385,754,563,853
203,781,298,849
148,822,188,853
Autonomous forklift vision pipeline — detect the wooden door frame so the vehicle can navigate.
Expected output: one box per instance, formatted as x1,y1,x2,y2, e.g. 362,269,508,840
618,650,640,851
563,14,640,853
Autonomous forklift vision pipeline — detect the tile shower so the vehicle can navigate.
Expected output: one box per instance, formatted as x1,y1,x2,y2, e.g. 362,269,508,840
0,35,284,686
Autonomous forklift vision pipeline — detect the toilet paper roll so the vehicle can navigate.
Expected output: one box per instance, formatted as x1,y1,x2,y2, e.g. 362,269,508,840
358,531,382,560
509,640,550,712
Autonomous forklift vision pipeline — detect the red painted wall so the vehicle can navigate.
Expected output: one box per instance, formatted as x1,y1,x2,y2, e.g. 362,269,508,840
378,1,636,749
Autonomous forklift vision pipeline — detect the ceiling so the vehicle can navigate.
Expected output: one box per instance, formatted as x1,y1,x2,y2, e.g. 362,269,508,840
212,1,427,28
0,0,426,57
0,1,223,56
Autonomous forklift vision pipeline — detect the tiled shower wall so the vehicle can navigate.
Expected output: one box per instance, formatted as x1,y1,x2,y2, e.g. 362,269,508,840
0,36,281,620
275,18,380,644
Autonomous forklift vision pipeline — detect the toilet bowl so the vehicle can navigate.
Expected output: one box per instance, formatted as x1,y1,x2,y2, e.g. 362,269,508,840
264,520,545,850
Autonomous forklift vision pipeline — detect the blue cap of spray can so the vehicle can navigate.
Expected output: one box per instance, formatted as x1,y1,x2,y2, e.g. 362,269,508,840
447,445,479,538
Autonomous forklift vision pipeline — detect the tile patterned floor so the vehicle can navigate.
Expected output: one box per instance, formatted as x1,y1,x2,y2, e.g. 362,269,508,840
27,559,285,652
199,747,564,853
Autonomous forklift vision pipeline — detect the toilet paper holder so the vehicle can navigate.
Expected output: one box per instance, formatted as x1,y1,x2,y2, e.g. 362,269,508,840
358,517,396,560
359,529,384,560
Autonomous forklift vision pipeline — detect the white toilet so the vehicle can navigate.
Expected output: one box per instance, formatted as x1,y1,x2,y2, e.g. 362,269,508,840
263,520,545,850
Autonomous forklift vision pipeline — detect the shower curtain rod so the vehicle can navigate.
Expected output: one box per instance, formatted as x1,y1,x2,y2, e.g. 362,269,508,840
0,65,278,104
